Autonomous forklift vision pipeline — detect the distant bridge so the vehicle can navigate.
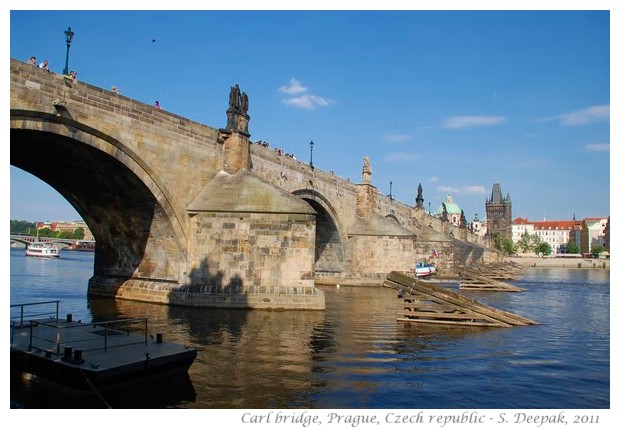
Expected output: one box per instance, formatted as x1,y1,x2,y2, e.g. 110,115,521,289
10,58,496,310
10,234,94,248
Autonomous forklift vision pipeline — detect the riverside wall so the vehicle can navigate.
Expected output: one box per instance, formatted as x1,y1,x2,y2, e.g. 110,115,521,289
506,256,610,269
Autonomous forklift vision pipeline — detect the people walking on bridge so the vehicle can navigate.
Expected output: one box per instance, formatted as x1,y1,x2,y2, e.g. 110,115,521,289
69,70,77,80
154,100,162,109
28,56,37,66
38,59,49,71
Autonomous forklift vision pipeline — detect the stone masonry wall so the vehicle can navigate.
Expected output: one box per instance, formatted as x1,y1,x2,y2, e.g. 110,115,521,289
345,235,415,283
189,212,316,289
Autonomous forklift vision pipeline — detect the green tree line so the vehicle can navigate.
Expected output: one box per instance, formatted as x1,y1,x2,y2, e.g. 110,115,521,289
10,220,85,240
493,231,585,257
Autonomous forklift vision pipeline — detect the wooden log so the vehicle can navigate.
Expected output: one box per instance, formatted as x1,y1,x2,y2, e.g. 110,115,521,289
383,271,537,327
458,267,524,292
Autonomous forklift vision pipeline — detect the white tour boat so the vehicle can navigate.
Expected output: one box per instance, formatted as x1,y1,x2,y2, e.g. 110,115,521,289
25,242,60,258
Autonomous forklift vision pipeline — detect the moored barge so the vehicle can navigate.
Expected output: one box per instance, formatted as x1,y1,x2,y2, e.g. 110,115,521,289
10,301,197,396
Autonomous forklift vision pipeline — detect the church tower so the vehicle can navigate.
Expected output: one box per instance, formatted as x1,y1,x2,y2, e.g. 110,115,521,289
485,183,512,239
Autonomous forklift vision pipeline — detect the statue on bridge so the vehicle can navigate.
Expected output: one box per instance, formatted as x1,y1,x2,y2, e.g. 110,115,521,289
240,91,249,115
441,203,448,222
362,155,372,184
228,84,249,116
229,84,240,112
225,84,250,133
415,182,424,209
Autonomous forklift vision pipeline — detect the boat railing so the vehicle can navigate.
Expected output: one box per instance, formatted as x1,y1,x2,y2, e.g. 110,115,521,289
10,300,60,328
24,317,149,357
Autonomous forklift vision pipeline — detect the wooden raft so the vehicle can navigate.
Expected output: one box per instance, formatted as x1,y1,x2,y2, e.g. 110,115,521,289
383,271,538,328
458,267,524,292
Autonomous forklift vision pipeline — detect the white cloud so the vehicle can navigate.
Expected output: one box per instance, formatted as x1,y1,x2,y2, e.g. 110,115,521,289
383,134,412,143
585,143,610,152
282,94,333,110
427,176,439,183
277,78,308,95
438,185,486,195
547,104,610,126
441,115,506,129
383,152,420,163
278,78,333,110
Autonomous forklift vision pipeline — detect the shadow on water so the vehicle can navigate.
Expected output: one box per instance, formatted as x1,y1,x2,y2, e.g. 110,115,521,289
10,368,196,409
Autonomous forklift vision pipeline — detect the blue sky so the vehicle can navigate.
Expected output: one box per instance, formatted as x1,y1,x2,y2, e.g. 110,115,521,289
6,5,613,224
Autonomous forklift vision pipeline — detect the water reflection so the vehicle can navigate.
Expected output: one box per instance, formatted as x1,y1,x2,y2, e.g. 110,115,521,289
10,250,610,409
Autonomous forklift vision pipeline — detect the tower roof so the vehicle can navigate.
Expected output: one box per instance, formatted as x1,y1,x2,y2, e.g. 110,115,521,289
435,194,461,215
489,183,503,203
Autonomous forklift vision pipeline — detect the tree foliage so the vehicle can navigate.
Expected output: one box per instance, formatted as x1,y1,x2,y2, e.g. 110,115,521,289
502,237,518,255
492,232,517,255
10,220,85,240
535,241,553,256
10,220,36,235
566,241,580,254
517,231,535,253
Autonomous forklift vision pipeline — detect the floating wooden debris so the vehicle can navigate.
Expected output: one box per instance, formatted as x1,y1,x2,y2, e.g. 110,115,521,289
383,271,537,328
458,267,524,292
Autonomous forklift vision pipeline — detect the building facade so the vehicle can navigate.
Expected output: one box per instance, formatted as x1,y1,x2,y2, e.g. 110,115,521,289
512,218,581,254
36,220,94,240
580,217,608,255
470,213,487,238
604,216,610,253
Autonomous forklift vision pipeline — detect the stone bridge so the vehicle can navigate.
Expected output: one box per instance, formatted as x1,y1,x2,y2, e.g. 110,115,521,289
10,58,497,310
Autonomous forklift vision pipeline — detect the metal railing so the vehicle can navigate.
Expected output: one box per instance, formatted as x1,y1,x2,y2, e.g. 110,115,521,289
26,318,149,356
11,301,149,358
10,300,60,327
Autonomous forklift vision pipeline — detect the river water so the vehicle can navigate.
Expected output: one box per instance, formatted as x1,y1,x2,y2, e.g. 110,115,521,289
9,248,610,410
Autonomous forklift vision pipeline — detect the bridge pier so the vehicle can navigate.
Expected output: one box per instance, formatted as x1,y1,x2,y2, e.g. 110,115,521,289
88,276,325,310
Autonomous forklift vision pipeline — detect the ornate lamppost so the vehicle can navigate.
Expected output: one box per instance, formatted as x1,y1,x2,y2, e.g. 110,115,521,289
309,140,314,170
389,181,393,200
63,27,74,75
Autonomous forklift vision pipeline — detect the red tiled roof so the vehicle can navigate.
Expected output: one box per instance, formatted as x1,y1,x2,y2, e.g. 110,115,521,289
532,220,580,230
512,217,530,224
512,218,581,230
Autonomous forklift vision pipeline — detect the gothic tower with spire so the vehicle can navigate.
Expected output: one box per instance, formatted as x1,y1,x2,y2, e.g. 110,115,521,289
485,183,512,239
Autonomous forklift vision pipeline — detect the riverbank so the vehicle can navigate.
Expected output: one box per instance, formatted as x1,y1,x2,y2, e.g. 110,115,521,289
506,256,610,269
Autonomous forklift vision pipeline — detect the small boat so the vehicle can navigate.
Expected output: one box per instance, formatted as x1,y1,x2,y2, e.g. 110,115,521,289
25,242,60,258
414,261,437,277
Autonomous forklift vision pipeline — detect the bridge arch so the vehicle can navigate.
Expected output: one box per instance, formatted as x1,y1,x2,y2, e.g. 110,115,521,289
10,110,189,283
385,213,401,225
292,189,346,274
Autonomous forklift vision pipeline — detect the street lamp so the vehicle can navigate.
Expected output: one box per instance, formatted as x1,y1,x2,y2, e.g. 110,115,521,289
63,26,74,75
309,140,314,170
389,181,393,200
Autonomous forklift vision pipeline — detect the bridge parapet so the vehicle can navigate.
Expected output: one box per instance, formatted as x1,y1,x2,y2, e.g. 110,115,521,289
11,57,495,310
